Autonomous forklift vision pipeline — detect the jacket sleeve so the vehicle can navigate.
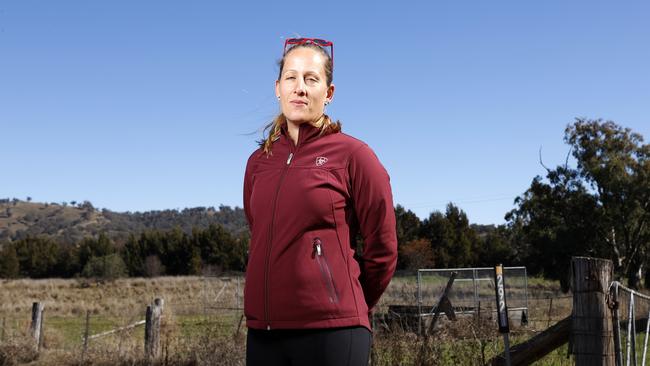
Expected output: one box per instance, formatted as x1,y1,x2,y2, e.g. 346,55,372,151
347,144,398,313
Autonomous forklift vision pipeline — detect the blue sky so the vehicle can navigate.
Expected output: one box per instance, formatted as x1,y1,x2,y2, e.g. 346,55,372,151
1,1,648,225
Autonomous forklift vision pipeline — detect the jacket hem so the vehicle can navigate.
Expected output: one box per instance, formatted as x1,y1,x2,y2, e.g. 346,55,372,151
246,315,372,333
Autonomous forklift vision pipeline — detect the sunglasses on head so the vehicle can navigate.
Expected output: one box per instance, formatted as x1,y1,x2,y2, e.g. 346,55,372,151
283,38,334,69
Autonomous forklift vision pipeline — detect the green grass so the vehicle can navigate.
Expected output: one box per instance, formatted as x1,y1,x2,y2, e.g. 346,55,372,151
37,312,243,350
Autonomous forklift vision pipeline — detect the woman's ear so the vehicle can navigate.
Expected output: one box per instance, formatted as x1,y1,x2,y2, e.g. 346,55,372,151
326,83,335,103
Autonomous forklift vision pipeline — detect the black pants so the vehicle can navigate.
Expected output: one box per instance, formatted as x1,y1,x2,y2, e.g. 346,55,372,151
246,326,372,366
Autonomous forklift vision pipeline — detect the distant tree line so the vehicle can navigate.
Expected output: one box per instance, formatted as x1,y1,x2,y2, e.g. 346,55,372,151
0,224,248,279
396,203,507,271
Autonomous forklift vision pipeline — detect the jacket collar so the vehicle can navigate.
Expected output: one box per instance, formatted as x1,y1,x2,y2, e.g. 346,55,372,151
280,121,326,147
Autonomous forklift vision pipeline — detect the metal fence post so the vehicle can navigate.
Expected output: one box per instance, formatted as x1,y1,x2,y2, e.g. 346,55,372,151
417,269,422,336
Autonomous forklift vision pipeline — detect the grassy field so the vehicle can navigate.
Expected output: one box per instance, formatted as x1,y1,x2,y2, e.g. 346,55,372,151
0,274,631,365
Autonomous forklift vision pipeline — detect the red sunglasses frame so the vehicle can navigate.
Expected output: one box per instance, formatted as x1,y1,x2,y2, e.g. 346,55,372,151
283,38,334,69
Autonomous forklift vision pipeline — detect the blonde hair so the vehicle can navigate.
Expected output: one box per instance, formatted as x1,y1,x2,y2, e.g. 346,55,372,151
259,114,342,155
258,42,341,155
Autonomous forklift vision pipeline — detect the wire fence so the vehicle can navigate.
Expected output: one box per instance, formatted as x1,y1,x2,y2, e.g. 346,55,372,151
416,267,529,318
0,275,247,364
0,273,582,365
610,281,650,366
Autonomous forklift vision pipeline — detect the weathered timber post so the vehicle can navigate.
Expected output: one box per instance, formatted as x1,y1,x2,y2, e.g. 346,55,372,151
571,256,615,365
30,302,44,351
82,310,90,361
425,271,458,336
1,316,6,342
145,298,164,360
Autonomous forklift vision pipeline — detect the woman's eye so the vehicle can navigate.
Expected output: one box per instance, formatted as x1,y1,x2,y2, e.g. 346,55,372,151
286,76,295,80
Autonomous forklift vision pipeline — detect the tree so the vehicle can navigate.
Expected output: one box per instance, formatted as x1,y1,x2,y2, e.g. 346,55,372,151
122,233,148,277
395,205,421,245
194,223,242,272
474,226,515,268
0,244,20,278
566,119,649,288
13,236,60,278
506,166,605,289
144,255,165,277
81,254,127,280
398,238,435,271
420,203,478,268
160,226,193,275
394,205,422,270
509,119,649,288
78,232,114,269
56,244,81,277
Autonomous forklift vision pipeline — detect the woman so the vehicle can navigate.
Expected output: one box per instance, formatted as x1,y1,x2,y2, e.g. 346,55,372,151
243,37,398,366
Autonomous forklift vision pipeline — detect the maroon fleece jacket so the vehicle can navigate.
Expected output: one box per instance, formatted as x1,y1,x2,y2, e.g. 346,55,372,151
243,122,397,331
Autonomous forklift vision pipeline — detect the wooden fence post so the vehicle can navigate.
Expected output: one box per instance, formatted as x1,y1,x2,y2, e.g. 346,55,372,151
145,298,164,360
571,256,615,366
30,302,44,351
82,310,90,361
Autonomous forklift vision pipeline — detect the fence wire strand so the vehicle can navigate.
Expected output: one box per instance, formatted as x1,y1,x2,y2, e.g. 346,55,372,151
611,281,650,366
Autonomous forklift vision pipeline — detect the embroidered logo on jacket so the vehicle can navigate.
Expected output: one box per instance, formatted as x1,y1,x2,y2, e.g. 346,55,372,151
315,156,328,167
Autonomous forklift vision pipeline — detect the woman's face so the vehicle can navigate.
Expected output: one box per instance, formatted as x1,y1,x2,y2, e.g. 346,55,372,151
276,47,335,125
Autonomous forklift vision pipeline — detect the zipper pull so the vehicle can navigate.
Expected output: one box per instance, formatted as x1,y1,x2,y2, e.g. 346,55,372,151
286,152,294,165
312,238,322,257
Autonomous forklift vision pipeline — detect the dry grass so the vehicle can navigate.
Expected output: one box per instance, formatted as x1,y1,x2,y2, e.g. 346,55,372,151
0,276,224,318
0,201,105,240
0,275,573,365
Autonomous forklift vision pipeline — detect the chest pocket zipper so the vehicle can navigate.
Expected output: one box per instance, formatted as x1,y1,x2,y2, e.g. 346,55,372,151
312,237,339,304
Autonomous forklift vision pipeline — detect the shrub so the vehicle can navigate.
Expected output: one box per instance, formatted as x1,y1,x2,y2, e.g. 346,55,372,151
81,254,127,280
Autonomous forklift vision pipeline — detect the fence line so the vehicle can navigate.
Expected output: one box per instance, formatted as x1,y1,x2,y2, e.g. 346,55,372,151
0,273,591,365
87,319,146,340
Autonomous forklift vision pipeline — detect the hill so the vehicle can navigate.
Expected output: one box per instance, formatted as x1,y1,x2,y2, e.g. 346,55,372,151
0,198,248,244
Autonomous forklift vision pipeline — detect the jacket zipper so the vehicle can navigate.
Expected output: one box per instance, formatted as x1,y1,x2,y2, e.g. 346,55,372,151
264,144,296,330
312,237,339,304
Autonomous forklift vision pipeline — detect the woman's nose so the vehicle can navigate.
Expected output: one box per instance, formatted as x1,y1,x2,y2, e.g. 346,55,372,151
294,78,306,95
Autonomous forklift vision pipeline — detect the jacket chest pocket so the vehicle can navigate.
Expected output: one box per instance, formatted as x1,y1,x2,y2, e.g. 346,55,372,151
312,237,339,304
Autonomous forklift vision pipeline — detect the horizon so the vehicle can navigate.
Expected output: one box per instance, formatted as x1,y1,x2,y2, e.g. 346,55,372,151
0,197,501,227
